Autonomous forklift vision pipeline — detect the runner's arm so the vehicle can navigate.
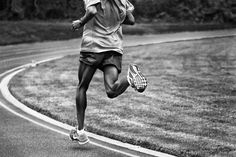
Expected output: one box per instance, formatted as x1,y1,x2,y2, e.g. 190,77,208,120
122,11,135,25
72,4,98,30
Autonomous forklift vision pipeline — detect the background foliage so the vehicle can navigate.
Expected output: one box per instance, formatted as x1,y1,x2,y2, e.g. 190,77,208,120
0,0,235,23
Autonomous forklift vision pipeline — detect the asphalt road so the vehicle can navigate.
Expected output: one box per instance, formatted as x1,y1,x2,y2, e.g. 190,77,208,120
0,104,127,157
0,36,174,157
0,41,137,157
0,29,235,157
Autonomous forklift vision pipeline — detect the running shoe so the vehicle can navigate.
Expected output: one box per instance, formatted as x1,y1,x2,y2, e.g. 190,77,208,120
69,127,89,145
127,64,147,93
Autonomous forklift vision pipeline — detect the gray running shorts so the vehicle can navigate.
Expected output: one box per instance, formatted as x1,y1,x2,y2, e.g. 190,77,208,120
79,51,122,73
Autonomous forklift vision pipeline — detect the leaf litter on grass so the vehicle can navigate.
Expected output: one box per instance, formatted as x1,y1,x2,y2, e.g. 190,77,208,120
10,36,236,157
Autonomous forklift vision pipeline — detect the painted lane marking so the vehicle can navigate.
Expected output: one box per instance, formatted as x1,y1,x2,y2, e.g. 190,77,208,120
0,101,139,157
0,71,140,157
0,59,176,157
0,31,235,157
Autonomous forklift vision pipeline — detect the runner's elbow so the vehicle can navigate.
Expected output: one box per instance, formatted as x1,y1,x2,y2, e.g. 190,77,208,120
87,7,97,16
123,12,135,25
129,15,135,25
129,19,135,25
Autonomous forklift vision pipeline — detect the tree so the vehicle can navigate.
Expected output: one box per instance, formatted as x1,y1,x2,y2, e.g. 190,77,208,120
0,0,12,20
0,0,235,23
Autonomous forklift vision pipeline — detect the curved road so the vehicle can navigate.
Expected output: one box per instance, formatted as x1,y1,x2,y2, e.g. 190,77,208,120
0,29,236,157
1,40,161,157
0,41,136,157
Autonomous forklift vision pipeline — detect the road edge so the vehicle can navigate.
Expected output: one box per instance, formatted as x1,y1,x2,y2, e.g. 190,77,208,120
2,31,236,157
0,60,176,157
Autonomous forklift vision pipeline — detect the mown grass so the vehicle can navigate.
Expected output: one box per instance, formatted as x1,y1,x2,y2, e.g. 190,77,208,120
10,37,236,157
1,20,236,45
0,20,82,46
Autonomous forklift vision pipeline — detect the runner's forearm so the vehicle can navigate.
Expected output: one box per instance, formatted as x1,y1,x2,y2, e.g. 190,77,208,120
80,5,98,26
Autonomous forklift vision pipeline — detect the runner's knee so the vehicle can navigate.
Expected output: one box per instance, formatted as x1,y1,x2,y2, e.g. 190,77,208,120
106,88,117,99
107,92,116,99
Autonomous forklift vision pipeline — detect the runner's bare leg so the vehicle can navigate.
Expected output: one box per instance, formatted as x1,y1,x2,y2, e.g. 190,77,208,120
103,65,129,98
76,62,96,130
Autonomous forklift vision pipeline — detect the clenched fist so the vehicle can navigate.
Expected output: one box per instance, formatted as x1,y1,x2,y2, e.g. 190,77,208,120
72,20,82,31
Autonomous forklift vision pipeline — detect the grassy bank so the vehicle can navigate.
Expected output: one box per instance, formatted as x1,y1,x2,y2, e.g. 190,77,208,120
1,20,236,46
10,36,236,157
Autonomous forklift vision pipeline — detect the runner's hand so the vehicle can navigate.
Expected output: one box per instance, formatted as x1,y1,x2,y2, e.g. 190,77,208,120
72,20,82,31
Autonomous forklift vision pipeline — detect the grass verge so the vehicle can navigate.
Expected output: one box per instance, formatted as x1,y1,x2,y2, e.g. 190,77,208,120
1,20,236,45
10,37,236,157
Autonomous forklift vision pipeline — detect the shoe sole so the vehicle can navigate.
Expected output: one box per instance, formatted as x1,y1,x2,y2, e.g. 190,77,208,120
78,139,90,145
129,65,147,92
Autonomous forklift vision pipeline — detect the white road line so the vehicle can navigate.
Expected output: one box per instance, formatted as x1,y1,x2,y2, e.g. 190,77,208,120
0,59,176,157
0,56,64,77
2,32,236,157
1,50,76,63
1,31,235,157
0,71,140,157
0,101,138,157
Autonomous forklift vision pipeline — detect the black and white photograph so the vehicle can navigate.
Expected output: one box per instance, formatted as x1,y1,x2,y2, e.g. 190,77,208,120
0,0,236,157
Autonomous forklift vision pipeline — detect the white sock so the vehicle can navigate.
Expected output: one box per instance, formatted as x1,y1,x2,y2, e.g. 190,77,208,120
77,128,85,135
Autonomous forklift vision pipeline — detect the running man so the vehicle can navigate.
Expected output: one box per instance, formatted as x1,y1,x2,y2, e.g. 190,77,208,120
69,0,147,144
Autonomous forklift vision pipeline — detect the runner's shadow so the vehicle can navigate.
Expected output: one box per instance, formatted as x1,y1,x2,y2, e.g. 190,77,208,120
70,143,95,151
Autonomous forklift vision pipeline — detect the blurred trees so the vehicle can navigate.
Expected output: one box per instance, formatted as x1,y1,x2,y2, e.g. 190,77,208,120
0,0,235,23
131,0,236,23
0,0,84,20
